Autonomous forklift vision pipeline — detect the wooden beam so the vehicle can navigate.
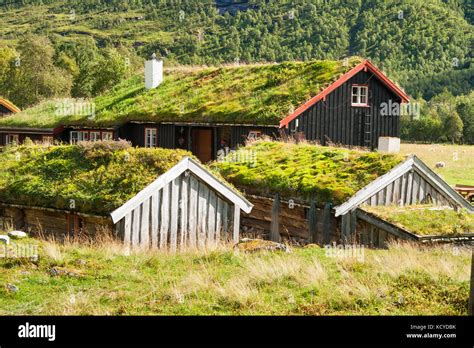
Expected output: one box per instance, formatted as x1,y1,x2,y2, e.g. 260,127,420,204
308,199,318,243
270,194,281,242
140,198,150,248
124,212,131,247
233,204,240,243
355,209,418,241
151,192,159,249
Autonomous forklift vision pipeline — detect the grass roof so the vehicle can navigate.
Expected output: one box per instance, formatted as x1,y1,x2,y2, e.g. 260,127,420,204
0,57,363,128
212,140,405,204
363,205,474,236
0,141,191,215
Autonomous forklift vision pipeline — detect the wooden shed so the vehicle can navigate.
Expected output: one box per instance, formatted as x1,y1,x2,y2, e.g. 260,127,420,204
111,157,253,250
214,141,473,247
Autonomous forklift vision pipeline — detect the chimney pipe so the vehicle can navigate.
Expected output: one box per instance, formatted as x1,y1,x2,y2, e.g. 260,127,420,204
145,53,163,89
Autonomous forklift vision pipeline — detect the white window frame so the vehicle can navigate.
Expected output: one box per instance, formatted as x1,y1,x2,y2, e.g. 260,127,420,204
351,85,369,107
248,130,262,140
42,136,54,144
70,131,89,144
5,134,19,145
90,131,101,142
145,128,157,148
102,131,113,141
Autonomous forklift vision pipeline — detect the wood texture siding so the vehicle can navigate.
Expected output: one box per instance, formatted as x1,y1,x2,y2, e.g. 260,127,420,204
287,70,402,148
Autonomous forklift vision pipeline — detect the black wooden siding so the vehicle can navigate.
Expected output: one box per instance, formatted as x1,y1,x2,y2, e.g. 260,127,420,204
287,70,401,148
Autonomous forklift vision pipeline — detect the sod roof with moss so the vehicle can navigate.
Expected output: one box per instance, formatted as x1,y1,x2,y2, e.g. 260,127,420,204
363,205,474,236
212,141,405,204
0,57,364,129
0,141,192,215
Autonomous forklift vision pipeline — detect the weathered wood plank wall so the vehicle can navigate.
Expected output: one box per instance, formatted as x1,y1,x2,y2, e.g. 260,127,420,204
118,172,234,249
241,195,340,244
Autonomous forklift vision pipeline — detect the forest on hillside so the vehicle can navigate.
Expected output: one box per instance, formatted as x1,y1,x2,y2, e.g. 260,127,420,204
0,0,472,143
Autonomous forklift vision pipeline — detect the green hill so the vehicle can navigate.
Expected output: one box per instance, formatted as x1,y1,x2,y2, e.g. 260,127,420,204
0,0,472,100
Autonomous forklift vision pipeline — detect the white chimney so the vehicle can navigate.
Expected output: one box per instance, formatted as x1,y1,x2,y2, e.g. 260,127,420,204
145,53,163,89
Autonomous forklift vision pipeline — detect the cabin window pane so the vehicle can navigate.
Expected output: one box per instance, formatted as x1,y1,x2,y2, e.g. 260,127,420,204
70,131,78,144
102,132,113,141
80,131,89,142
90,132,101,142
5,134,19,145
42,136,53,144
351,85,369,106
145,128,157,148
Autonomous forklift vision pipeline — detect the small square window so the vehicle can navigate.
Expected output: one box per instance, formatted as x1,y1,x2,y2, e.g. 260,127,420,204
351,85,369,107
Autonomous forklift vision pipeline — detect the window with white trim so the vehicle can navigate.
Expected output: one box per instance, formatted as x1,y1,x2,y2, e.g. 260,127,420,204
5,134,19,145
102,131,113,141
42,136,54,144
70,131,89,144
90,131,101,142
351,85,369,106
145,128,157,148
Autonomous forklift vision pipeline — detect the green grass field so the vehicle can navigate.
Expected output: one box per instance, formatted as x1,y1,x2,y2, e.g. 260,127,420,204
0,237,470,315
400,143,474,186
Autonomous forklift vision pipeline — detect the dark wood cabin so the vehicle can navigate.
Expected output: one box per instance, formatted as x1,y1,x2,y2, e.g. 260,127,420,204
0,127,63,146
280,60,410,148
118,122,278,162
0,59,410,162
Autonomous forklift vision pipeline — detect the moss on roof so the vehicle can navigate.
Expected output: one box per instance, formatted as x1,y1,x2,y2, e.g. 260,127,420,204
0,57,364,128
212,140,405,204
363,205,474,236
0,141,192,215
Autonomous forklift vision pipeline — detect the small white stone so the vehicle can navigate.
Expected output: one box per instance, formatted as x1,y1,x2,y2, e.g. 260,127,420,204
0,235,10,244
8,230,28,239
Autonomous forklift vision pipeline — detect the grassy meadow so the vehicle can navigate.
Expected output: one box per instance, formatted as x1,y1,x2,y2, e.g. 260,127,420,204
0,236,471,315
400,143,474,186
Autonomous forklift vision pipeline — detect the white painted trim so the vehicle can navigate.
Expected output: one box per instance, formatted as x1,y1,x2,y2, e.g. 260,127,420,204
110,157,253,223
334,155,473,217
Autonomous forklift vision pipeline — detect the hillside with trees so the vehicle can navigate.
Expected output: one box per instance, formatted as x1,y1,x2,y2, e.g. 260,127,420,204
0,0,472,143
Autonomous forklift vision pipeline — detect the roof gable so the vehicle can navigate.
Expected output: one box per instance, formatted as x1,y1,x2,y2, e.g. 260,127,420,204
334,155,473,217
279,60,410,128
111,157,253,223
0,98,20,114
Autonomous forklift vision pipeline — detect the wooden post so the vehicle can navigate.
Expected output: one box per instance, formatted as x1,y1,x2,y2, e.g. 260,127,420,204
323,202,332,245
233,205,240,243
270,193,281,242
308,199,318,243
469,248,474,316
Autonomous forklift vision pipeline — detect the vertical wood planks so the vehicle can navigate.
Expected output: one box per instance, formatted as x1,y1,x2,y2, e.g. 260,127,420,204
222,202,229,241
132,207,140,247
170,177,180,252
233,204,240,243
406,170,413,205
215,198,224,243
124,212,131,247
207,191,217,245
323,202,331,244
140,198,150,248
197,182,209,248
151,191,159,248
180,173,189,250
160,182,170,249
188,175,199,248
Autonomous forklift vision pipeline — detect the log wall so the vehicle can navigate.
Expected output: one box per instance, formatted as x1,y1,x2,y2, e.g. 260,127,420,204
241,195,340,244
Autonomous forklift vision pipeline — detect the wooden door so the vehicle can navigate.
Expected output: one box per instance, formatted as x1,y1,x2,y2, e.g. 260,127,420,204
192,128,213,162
